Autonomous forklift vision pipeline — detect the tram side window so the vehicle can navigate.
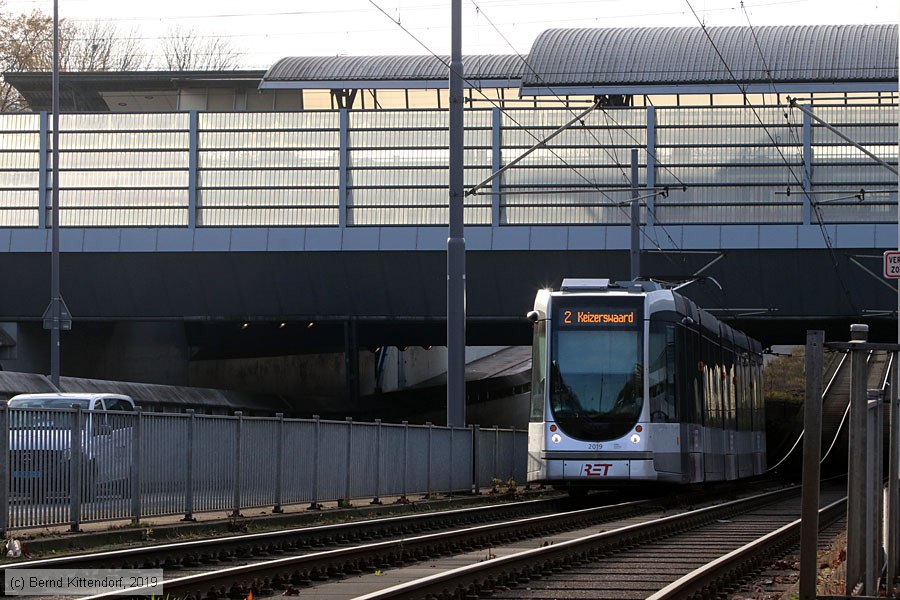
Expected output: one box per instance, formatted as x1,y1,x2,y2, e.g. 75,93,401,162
649,319,677,422
740,355,754,432
530,320,547,422
721,334,736,431
676,324,702,425
701,333,722,429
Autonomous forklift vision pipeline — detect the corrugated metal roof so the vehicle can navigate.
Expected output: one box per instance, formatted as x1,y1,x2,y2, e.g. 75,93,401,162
522,25,897,88
264,54,522,84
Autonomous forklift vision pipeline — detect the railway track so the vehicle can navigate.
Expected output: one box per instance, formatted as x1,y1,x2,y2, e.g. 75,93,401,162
351,482,845,600
24,478,793,599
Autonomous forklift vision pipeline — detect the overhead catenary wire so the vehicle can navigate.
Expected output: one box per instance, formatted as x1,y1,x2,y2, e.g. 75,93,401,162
467,0,691,269
738,1,876,320
458,0,692,273
687,0,859,316
367,0,684,260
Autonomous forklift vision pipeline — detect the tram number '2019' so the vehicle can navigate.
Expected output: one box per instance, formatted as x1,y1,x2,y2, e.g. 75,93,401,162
582,463,613,477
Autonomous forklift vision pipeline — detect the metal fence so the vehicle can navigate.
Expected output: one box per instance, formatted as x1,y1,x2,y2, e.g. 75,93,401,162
0,405,526,532
0,104,895,228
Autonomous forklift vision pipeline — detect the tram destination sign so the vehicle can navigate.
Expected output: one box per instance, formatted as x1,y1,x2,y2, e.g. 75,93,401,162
884,251,900,279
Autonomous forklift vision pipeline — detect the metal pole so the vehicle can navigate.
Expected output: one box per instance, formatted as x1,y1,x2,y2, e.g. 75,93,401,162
342,417,352,507
799,330,824,600
846,323,869,592
130,407,142,524
50,0,60,388
309,415,320,510
889,353,900,592
69,405,82,532
447,0,466,428
183,409,194,521
0,400,9,536
870,392,884,593
893,14,900,591
471,424,480,494
231,412,242,518
630,148,640,280
273,412,284,513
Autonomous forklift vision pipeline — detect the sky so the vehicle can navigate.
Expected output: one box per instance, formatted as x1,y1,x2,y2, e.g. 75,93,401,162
3,0,898,69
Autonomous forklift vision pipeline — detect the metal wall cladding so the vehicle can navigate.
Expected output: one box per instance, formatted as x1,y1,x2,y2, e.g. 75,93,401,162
315,420,351,500
1,407,526,531
346,421,379,499
192,415,238,513
404,427,432,495
280,419,318,505
239,417,278,509
0,103,896,227
475,427,523,488
378,423,411,497
449,427,474,492
140,413,189,517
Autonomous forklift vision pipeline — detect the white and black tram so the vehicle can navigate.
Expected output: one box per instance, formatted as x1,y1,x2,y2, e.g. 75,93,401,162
526,278,765,489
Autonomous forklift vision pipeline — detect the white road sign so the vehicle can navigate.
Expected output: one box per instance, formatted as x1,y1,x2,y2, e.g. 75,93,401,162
884,251,900,278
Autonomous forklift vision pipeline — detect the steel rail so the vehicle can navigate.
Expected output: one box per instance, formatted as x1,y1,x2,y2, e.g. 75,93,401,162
78,484,774,599
646,496,847,600
98,494,665,599
5,496,564,572
348,485,803,600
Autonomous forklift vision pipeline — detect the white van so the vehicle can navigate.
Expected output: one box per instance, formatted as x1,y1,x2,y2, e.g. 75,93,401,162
8,393,136,501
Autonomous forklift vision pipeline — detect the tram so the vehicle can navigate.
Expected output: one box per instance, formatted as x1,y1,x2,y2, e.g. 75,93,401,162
526,278,765,489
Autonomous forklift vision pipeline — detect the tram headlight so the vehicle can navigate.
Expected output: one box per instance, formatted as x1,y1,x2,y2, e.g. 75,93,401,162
630,434,641,444
551,433,562,444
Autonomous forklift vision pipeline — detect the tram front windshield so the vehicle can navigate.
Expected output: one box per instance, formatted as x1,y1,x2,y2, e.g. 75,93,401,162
549,299,643,441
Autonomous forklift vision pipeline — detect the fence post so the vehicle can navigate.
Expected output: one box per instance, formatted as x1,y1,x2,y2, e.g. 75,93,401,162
864,392,882,593
231,411,243,518
274,413,284,513
400,420,409,504
799,330,823,600
425,422,433,499
69,405,83,532
471,424,480,494
182,409,195,521
130,406,142,524
509,426,517,484
494,426,500,486
371,419,382,505
888,352,900,588
308,415,320,510
449,426,455,492
846,324,868,593
0,400,8,535
340,417,353,508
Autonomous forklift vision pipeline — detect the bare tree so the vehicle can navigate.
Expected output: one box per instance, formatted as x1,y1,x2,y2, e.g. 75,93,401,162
64,22,147,72
161,26,242,71
0,8,55,110
0,4,148,111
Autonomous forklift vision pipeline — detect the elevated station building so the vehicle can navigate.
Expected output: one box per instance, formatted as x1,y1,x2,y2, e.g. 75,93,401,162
0,25,896,410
